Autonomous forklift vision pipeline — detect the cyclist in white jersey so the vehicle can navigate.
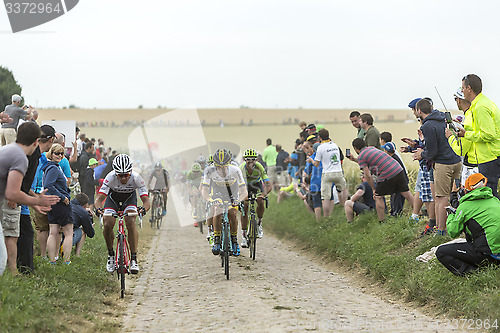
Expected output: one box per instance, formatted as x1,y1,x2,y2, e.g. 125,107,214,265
201,149,247,256
94,154,150,274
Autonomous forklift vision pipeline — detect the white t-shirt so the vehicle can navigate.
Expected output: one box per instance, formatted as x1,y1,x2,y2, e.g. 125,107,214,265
314,141,343,173
99,170,148,198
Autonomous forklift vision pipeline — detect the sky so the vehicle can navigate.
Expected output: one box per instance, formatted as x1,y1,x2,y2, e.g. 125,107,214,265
1,0,500,110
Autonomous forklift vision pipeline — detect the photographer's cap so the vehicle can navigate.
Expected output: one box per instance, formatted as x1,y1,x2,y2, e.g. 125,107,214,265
454,88,465,100
12,94,22,103
465,173,487,192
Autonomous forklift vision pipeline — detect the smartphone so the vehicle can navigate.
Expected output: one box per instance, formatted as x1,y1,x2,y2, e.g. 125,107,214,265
444,111,453,123
346,148,351,157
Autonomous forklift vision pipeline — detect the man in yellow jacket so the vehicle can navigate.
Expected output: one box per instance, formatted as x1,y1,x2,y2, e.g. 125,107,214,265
456,74,500,197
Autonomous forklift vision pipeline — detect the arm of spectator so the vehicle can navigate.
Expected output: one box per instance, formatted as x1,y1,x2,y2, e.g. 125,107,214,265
362,167,376,193
69,142,78,163
350,188,365,202
80,210,95,238
401,138,417,148
464,107,496,143
0,112,12,123
6,170,59,207
43,167,65,201
445,205,466,238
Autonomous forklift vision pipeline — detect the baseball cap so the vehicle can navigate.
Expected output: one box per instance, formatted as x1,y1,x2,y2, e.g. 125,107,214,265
382,142,396,153
454,88,465,100
40,124,56,139
88,158,98,166
12,94,22,103
464,173,487,192
306,124,316,130
408,98,421,109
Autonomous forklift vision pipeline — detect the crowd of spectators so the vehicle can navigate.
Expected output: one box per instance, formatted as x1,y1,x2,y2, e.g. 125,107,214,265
262,74,500,276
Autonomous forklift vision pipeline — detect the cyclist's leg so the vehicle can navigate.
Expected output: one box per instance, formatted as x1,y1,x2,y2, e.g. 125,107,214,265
124,214,138,253
228,208,238,236
103,215,117,251
241,201,249,231
256,196,265,219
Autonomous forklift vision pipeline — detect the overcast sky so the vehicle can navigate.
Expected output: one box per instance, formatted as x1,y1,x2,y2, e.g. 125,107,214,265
1,0,500,110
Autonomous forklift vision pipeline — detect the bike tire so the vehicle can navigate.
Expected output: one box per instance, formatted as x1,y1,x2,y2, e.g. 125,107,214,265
250,215,257,260
156,198,162,229
151,196,157,229
223,223,230,279
118,234,126,298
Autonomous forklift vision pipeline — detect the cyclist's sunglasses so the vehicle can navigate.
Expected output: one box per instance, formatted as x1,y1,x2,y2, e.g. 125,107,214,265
117,173,131,179
245,157,257,161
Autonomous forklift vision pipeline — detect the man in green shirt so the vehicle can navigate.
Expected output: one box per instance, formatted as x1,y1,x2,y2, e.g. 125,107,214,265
360,113,381,150
457,74,500,197
349,110,366,139
262,138,278,190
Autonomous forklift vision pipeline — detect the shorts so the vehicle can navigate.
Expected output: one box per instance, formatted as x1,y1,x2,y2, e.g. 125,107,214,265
0,128,17,146
33,208,49,232
73,228,83,246
419,168,434,203
48,201,73,227
375,171,409,196
103,191,138,215
434,162,462,197
353,202,374,215
0,202,21,237
267,165,277,184
310,191,322,209
321,172,346,200
247,181,263,196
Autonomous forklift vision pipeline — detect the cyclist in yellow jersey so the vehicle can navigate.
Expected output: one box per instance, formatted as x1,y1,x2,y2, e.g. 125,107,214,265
201,149,247,256
239,149,271,245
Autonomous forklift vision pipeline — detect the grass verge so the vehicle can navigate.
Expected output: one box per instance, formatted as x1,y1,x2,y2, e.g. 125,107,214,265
0,211,156,332
265,194,500,331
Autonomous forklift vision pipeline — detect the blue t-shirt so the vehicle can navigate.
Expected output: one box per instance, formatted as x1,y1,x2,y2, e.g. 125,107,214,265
94,161,107,180
58,157,71,178
32,153,49,193
21,205,30,215
305,152,322,192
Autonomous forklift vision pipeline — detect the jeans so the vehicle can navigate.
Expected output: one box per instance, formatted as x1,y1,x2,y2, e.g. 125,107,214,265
478,157,500,198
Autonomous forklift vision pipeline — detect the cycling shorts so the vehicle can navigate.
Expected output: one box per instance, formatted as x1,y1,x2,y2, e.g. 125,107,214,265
103,191,138,215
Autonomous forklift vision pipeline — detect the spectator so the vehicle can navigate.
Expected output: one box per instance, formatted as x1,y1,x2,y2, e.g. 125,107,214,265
70,193,95,257
436,173,500,276
78,141,94,189
76,133,86,157
82,158,98,211
308,129,348,217
303,141,322,220
305,124,318,142
360,113,381,149
446,88,477,185
262,139,278,190
17,124,56,274
0,122,59,275
352,138,414,222
413,99,461,236
101,150,117,179
457,74,500,198
1,94,33,146
53,133,72,186
349,110,366,139
275,144,289,186
294,178,315,215
93,158,107,180
344,172,376,222
43,144,73,265
382,142,407,217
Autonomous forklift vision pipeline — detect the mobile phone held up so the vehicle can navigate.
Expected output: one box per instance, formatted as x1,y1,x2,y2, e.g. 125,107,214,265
444,111,459,132
346,148,351,157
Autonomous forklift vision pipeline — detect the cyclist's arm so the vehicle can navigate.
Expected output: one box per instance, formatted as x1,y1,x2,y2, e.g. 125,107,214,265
201,184,211,201
262,179,272,197
94,192,106,209
135,173,150,211
140,193,150,211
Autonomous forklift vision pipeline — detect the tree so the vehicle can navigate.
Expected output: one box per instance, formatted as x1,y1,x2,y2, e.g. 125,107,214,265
0,66,22,112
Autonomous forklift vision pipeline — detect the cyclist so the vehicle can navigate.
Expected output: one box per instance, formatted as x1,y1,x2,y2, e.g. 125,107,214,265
147,162,170,217
94,154,150,274
239,149,272,245
201,149,247,256
186,162,204,225
205,155,215,244
196,155,207,171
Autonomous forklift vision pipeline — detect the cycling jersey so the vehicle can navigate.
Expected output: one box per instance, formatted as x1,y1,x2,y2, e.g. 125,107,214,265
186,170,203,188
202,165,245,201
239,161,269,194
99,171,148,198
148,169,169,190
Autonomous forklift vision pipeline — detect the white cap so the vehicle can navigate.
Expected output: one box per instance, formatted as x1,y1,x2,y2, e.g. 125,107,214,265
454,88,465,100
11,94,22,103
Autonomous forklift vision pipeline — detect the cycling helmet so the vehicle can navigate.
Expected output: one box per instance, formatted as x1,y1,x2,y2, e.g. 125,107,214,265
207,155,213,164
113,154,133,173
191,162,202,172
154,162,163,169
243,149,258,159
196,155,206,165
213,149,232,167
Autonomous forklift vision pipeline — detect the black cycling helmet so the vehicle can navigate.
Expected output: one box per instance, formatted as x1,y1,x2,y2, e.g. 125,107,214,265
213,149,232,167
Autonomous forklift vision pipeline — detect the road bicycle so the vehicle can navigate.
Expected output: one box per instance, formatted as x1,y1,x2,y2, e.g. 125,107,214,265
216,199,234,280
149,190,165,229
245,194,268,260
101,209,143,298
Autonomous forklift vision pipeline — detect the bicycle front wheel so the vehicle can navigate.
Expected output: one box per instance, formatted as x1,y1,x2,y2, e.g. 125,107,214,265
249,215,257,260
118,234,126,298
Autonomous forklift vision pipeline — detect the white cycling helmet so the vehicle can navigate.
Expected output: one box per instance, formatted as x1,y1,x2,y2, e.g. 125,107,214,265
113,154,133,173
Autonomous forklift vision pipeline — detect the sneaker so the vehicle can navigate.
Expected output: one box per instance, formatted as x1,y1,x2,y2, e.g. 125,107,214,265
212,236,221,255
257,224,263,238
231,237,240,256
408,216,419,224
419,224,435,237
130,260,139,274
63,260,71,265
241,230,248,248
434,230,446,237
106,255,116,272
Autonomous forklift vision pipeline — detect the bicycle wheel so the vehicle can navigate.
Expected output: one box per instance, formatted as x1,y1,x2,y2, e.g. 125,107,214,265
249,214,257,260
156,196,163,229
151,195,157,229
118,234,126,298
198,202,204,234
223,222,230,279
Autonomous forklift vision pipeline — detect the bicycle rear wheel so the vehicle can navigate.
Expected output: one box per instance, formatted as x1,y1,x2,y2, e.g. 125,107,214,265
118,234,126,298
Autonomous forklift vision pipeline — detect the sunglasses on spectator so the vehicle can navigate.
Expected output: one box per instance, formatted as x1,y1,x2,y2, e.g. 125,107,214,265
117,173,131,179
53,152,64,156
